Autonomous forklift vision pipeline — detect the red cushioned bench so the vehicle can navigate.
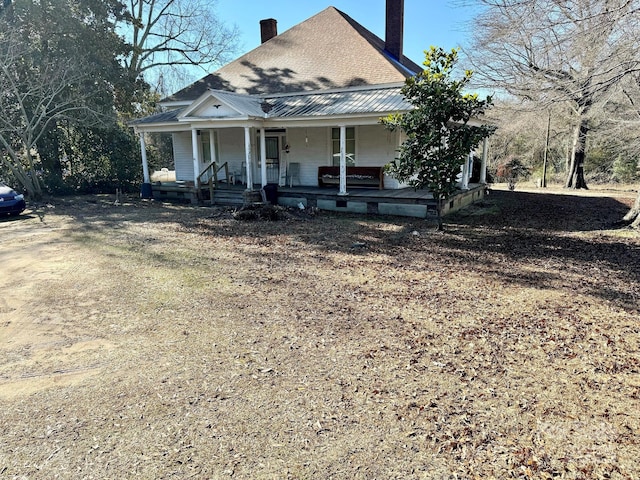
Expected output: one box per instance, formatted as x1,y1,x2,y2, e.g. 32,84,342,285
318,166,384,189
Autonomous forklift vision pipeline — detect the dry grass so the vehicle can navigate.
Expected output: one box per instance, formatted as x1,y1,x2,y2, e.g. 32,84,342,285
1,188,639,479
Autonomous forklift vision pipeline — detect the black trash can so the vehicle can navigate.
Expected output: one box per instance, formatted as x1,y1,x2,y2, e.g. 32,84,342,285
141,182,153,199
262,183,278,204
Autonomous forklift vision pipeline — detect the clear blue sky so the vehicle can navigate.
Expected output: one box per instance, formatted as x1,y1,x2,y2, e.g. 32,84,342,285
215,0,479,67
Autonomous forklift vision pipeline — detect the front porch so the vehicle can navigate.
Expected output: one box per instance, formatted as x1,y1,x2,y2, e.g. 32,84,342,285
149,181,486,218
132,84,493,220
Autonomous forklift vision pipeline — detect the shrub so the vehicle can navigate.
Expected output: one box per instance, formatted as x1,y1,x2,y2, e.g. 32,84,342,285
612,155,639,184
496,157,530,189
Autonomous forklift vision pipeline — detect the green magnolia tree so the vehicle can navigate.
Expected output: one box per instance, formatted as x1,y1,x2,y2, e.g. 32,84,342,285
381,46,496,230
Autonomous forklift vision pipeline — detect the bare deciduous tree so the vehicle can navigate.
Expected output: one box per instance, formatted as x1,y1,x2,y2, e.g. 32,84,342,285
465,0,640,190
483,98,574,185
615,73,640,227
122,0,239,87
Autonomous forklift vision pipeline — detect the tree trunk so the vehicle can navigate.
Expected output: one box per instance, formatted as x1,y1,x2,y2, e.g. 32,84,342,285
24,150,43,199
435,199,444,231
542,110,551,188
565,119,589,189
0,152,43,200
37,120,63,176
624,188,640,228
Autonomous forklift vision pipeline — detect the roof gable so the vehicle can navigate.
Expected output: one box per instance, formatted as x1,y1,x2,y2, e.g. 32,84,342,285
178,90,265,119
164,7,421,102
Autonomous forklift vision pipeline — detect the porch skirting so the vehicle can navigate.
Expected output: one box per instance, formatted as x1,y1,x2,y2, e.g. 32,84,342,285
277,185,486,218
149,182,486,218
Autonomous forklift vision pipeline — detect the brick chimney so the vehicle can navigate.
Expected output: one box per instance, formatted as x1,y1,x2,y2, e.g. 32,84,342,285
260,18,278,43
385,0,404,60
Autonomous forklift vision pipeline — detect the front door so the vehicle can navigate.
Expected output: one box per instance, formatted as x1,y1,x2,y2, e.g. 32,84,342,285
265,137,280,184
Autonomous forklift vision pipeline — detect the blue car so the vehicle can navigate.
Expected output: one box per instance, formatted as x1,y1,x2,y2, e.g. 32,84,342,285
0,182,26,216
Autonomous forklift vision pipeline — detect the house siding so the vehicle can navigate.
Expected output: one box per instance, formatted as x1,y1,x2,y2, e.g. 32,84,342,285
172,125,408,188
282,125,405,188
286,127,328,186
356,125,396,166
173,128,252,183
357,125,405,189
173,132,194,181
218,128,247,177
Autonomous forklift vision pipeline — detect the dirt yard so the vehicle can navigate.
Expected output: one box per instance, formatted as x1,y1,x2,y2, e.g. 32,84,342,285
1,187,639,479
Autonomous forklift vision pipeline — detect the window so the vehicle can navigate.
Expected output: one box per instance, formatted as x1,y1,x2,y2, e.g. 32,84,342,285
331,127,355,166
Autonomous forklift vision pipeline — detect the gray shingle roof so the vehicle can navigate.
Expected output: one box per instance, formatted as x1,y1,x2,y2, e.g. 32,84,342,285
163,7,421,102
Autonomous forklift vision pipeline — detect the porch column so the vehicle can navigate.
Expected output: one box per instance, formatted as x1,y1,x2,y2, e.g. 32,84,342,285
338,125,348,196
461,150,471,190
138,132,152,199
480,137,488,184
260,127,267,187
209,130,217,164
191,128,200,184
138,132,150,184
244,126,253,191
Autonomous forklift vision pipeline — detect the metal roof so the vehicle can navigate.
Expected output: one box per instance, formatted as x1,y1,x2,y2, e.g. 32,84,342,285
130,108,182,125
131,85,411,126
265,85,410,118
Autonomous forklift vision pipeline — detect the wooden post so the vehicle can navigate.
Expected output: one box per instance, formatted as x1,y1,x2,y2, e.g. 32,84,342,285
191,129,199,185
260,127,267,187
244,127,253,191
461,151,471,190
209,130,216,163
338,125,347,196
480,137,488,184
139,132,150,184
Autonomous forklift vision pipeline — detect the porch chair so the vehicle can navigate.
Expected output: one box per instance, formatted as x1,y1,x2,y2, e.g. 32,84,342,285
287,162,301,187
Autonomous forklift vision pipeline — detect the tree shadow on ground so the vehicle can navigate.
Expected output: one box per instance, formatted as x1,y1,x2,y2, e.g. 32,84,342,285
28,190,639,312
448,190,634,233
419,191,639,311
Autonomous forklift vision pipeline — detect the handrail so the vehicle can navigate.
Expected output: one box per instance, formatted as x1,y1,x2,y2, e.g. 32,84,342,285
197,161,230,205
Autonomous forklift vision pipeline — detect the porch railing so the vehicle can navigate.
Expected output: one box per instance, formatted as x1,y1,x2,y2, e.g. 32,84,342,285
197,161,230,205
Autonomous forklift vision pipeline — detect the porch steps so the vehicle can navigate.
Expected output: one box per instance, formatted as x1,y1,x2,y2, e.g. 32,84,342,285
207,188,245,207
